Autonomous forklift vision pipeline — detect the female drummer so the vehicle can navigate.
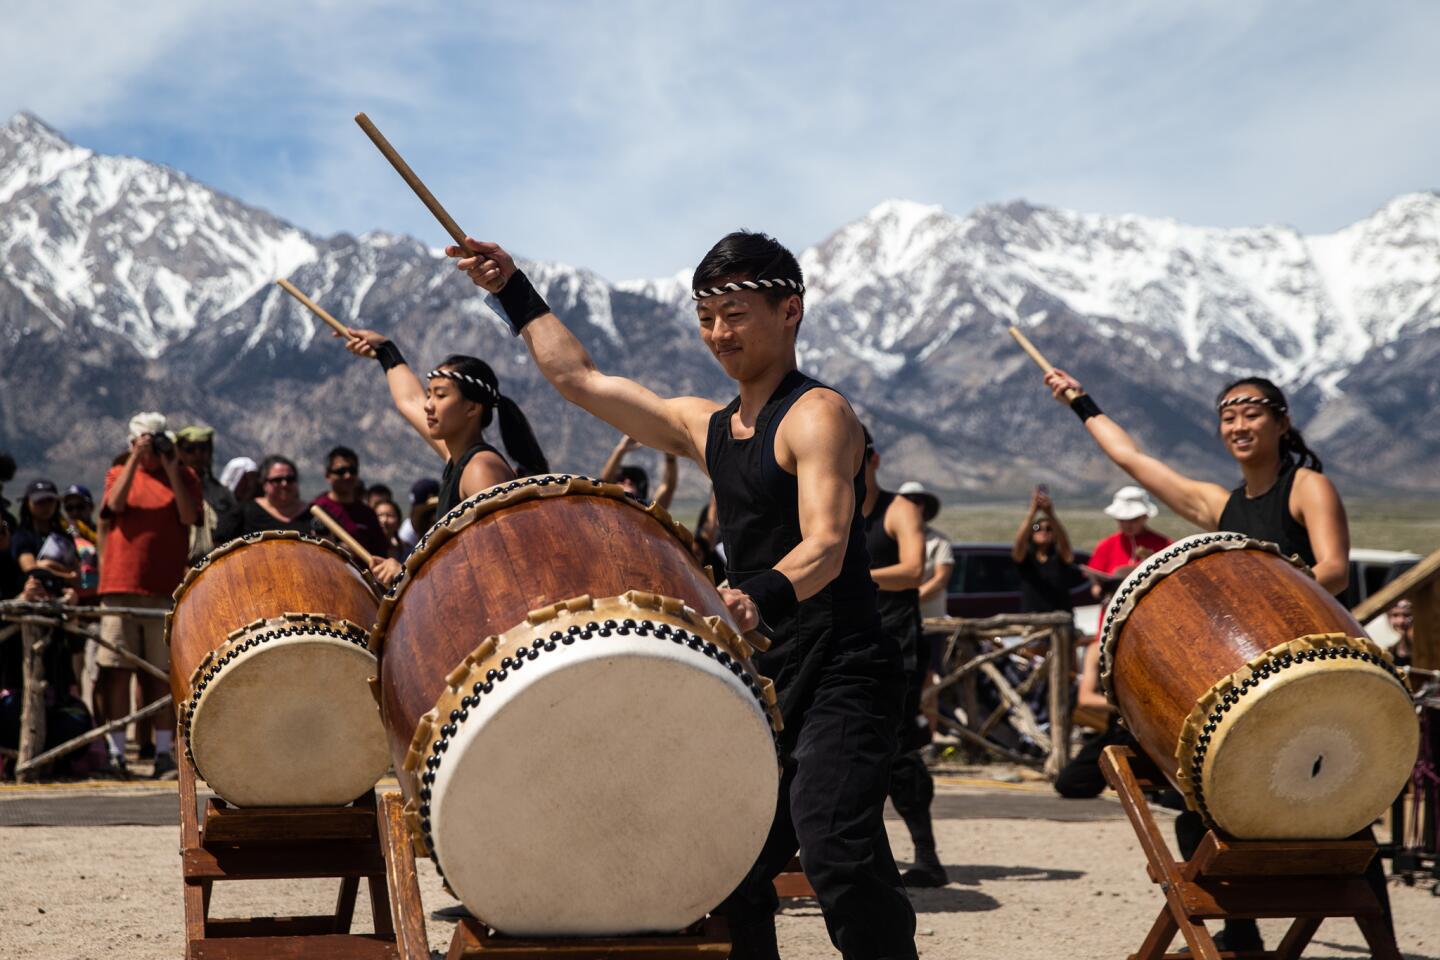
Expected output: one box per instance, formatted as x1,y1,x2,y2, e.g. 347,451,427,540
1041,369,1380,952
341,330,549,583
1042,370,1348,594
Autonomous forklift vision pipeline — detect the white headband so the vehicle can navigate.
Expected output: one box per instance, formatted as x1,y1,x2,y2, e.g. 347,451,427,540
691,278,805,301
1218,394,1287,415
428,368,498,404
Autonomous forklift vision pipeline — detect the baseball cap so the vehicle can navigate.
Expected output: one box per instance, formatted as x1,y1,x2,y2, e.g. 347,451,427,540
63,484,93,502
24,479,59,502
410,478,440,505
177,424,215,443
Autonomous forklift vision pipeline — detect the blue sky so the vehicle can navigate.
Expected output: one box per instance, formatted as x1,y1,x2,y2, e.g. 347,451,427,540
3,1,1437,280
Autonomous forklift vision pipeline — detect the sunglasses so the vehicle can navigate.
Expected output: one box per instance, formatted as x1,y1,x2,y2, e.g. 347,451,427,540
265,474,299,486
328,466,358,478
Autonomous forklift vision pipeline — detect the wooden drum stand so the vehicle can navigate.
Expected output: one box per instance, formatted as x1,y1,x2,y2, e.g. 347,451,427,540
1101,745,1401,960
178,750,427,959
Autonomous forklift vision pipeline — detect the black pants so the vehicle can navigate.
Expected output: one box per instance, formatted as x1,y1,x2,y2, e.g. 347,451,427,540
717,652,917,960
1176,811,1394,942
1054,717,1134,799
888,667,938,863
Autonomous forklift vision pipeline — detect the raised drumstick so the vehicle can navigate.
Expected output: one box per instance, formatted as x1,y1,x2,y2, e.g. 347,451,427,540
309,505,374,566
1008,326,1079,401
354,112,468,247
276,278,352,339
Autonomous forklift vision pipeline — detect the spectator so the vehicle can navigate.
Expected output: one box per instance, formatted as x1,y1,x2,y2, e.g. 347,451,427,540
899,481,953,622
0,505,21,602
599,435,678,511
0,450,16,532
177,424,241,552
237,456,311,535
366,483,395,511
1084,486,1171,587
689,490,726,573
374,499,405,560
61,485,100,601
96,412,201,779
1011,487,1076,614
311,446,389,558
11,480,78,576
1389,599,1415,668
398,478,440,557
219,456,259,501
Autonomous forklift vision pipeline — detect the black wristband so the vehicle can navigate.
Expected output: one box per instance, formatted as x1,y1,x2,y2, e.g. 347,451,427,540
491,269,551,336
739,569,798,631
375,340,406,372
1070,394,1102,423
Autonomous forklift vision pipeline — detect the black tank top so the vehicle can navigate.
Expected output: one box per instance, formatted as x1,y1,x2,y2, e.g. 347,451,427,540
1216,462,1317,567
705,370,895,718
864,489,921,661
437,440,503,521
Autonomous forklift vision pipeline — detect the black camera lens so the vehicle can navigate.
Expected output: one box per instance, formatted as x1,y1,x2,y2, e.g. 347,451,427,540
151,433,175,456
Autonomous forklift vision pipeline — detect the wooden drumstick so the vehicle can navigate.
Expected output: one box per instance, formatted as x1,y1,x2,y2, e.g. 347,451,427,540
309,506,374,566
354,112,469,247
276,278,352,339
1008,326,1079,400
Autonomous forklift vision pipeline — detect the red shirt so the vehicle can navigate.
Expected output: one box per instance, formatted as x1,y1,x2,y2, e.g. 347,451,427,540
1089,529,1173,576
311,493,389,559
99,463,202,597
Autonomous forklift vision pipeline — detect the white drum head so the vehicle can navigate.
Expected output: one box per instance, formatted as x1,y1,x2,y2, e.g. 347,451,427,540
429,636,779,936
1202,656,1418,839
189,634,390,807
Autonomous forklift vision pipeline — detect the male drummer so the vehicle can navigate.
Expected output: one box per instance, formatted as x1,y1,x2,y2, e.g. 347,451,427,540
446,231,917,960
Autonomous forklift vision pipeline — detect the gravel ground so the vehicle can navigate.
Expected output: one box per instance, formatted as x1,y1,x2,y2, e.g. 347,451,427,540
3,776,1438,959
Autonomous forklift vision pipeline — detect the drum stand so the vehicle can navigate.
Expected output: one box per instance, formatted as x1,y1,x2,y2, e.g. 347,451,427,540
178,750,429,959
1101,745,1401,960
445,916,729,959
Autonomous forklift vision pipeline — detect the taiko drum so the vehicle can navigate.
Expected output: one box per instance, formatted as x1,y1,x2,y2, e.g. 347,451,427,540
1100,532,1417,838
375,474,781,937
167,531,389,807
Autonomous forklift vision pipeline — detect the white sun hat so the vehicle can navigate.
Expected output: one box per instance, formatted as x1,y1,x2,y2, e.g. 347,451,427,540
1103,485,1159,521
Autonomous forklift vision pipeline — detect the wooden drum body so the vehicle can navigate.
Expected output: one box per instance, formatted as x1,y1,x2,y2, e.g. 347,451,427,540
376,475,781,937
1101,532,1417,839
167,532,389,807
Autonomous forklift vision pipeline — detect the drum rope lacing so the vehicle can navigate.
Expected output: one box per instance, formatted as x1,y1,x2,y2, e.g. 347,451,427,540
179,619,371,769
411,617,782,879
1184,644,1405,828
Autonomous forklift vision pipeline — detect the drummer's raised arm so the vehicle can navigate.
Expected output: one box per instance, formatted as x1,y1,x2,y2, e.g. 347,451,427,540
448,238,718,466
1042,368,1229,530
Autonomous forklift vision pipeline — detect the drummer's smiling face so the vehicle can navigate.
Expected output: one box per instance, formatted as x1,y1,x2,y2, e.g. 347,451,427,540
1218,389,1286,464
424,378,481,441
696,284,800,380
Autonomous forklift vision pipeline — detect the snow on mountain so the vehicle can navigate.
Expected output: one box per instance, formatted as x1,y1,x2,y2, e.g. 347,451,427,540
2,111,1437,495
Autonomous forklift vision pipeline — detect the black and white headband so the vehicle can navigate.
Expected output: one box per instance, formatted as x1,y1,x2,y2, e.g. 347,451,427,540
1217,394,1287,415
428,368,499,404
691,278,805,301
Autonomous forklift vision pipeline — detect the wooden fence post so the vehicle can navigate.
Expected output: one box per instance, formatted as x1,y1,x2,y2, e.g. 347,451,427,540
17,622,49,783
1045,623,1075,779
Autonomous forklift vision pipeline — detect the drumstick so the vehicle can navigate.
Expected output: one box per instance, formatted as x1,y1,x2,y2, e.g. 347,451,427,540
276,278,352,339
1007,326,1079,401
354,112,468,247
309,506,374,566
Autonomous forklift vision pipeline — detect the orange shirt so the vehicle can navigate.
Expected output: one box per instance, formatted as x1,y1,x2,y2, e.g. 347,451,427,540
99,463,202,598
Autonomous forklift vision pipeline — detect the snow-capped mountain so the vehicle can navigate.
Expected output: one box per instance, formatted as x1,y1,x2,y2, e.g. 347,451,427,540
2,111,1437,499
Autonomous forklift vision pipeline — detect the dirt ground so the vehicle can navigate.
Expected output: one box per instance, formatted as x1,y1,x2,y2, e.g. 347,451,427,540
4,775,1440,960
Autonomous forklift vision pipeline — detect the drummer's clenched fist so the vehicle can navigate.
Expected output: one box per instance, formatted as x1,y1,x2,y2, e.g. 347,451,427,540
1044,368,1084,403
720,586,761,633
447,238,516,294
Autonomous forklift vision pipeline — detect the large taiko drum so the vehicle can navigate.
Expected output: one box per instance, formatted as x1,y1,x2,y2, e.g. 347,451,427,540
1100,532,1418,839
166,531,390,807
375,474,781,937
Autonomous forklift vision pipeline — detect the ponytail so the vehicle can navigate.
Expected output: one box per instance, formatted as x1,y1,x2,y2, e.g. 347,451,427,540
1215,376,1323,473
494,394,549,477
434,354,550,478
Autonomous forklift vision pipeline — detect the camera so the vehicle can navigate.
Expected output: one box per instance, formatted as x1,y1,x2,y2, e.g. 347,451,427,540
27,568,64,596
149,432,175,457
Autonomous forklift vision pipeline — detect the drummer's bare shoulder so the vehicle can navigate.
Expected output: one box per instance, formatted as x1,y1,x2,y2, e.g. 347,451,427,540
459,448,517,498
773,387,864,476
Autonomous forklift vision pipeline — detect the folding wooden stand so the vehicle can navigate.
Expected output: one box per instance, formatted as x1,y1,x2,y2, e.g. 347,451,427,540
445,916,729,959
179,751,428,959
1101,745,1401,960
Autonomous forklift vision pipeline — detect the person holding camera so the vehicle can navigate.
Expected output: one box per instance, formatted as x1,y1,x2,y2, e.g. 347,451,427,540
95,412,201,778
1011,486,1076,614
